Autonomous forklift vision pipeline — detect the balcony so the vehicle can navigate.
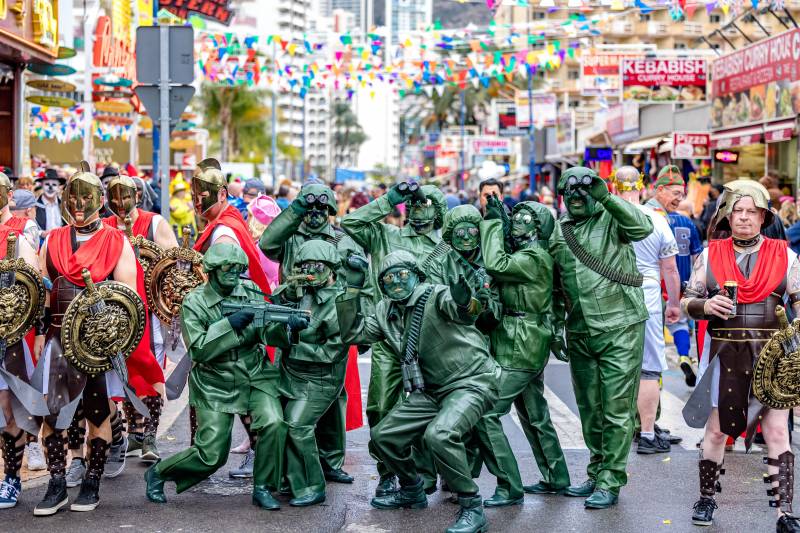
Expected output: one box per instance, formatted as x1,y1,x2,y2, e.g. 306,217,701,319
683,21,704,36
647,21,669,35
607,21,634,35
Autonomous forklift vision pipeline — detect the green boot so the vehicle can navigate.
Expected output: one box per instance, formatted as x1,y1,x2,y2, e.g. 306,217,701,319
252,486,281,510
564,479,595,497
483,491,523,508
371,478,427,510
375,474,398,497
446,495,488,533
144,465,166,503
289,492,326,507
524,481,568,495
584,488,618,509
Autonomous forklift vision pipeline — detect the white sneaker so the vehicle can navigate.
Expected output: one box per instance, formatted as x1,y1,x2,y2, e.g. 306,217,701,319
26,443,46,471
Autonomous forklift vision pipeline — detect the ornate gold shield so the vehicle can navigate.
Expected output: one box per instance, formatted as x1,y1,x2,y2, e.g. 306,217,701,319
130,235,163,278
0,238,45,345
146,246,206,325
61,276,146,376
753,306,800,410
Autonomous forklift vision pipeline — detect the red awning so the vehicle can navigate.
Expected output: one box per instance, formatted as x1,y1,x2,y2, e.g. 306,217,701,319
764,119,796,143
710,126,763,149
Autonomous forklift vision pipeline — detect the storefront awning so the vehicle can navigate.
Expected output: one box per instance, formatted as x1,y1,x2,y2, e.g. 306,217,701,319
764,120,796,143
710,126,763,149
623,136,670,155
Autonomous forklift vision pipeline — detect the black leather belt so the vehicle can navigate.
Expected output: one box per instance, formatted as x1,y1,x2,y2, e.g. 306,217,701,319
503,310,526,318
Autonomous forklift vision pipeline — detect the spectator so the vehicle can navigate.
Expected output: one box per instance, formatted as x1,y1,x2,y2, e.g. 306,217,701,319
247,195,281,291
698,184,724,239
227,176,248,219
477,177,503,215
243,178,266,204
10,189,41,250
275,185,291,210
169,180,196,237
778,197,798,228
370,183,387,200
15,176,34,192
35,168,64,238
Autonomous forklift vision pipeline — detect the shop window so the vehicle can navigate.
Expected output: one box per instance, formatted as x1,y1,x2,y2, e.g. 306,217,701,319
710,14,721,23
568,69,579,80
675,42,687,49
533,12,545,20
639,14,651,22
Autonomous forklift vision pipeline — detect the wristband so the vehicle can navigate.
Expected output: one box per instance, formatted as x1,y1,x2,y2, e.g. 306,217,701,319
686,298,708,320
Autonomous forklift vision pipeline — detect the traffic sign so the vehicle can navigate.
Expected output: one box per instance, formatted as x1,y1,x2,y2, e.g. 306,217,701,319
135,85,195,127
135,26,194,85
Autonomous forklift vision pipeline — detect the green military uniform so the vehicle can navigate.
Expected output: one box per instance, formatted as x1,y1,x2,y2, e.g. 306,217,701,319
271,240,350,506
259,183,366,478
549,167,653,507
145,244,292,509
472,201,571,507
336,250,499,533
341,185,447,488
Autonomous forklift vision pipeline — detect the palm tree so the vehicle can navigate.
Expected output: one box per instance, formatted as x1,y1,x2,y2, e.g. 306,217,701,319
331,102,367,168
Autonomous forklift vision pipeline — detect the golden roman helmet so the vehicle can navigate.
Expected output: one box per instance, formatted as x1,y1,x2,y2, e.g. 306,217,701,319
610,166,644,192
191,158,227,216
710,178,774,236
0,172,11,210
106,174,138,219
61,161,104,227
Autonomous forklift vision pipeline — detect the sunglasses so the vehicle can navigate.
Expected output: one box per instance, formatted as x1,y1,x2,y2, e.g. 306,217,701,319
454,227,479,238
220,264,245,274
381,269,412,284
513,213,533,224
300,261,327,273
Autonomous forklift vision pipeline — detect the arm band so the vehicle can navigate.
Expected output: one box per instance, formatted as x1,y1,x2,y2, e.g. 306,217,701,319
789,291,800,307
686,298,708,321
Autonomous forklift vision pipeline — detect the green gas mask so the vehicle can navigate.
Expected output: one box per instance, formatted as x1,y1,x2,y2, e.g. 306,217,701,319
407,200,435,234
380,266,419,302
303,207,329,231
511,209,539,239
298,260,333,288
451,221,479,252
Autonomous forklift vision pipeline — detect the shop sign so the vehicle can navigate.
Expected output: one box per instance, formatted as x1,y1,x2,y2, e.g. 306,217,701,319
672,132,710,159
27,62,76,76
95,100,133,113
514,91,557,129
555,112,574,155
714,150,739,163
471,137,512,156
711,28,800,130
32,0,57,48
584,146,613,162
0,0,59,61
606,101,639,144
580,51,641,97
496,100,525,137
93,15,135,81
26,95,76,108
621,58,707,103
27,79,77,92
160,0,233,25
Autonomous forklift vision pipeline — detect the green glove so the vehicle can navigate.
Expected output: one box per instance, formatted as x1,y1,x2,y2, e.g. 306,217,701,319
289,195,309,216
344,254,368,288
484,195,505,221
587,175,610,202
449,274,473,308
386,184,406,206
550,335,569,362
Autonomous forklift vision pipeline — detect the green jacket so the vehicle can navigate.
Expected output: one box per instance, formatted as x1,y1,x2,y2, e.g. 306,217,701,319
549,194,653,337
341,195,440,303
181,280,289,414
480,219,553,372
336,284,499,396
271,284,348,365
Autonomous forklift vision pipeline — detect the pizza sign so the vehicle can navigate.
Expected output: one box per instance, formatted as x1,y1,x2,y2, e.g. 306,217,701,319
160,0,233,24
672,132,710,160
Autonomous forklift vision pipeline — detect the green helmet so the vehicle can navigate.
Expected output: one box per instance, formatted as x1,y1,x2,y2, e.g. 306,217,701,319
300,183,337,214
378,250,425,282
203,242,248,273
442,204,482,242
557,166,598,194
420,185,447,230
294,239,340,269
513,201,555,241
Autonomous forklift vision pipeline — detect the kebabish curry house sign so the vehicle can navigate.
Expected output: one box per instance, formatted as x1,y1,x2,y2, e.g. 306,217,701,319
160,0,233,24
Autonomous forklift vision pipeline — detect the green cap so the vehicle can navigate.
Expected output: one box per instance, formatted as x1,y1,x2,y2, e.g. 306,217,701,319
294,239,340,268
654,165,684,188
442,204,482,242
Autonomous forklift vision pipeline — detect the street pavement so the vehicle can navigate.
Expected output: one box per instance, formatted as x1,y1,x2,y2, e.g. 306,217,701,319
3,345,795,532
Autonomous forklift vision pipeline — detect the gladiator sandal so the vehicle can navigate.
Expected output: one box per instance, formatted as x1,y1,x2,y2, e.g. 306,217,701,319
67,403,86,453
72,437,109,512
105,411,127,478
123,400,144,458
0,431,25,508
691,459,721,526
765,452,800,533
141,396,162,462
33,433,69,516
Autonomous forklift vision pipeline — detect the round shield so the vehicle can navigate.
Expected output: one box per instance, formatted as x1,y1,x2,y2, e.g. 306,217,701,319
146,246,207,325
61,281,145,376
0,258,45,345
130,235,164,280
753,326,800,410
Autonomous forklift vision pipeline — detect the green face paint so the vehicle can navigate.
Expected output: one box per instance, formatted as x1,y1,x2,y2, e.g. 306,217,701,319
210,264,244,295
450,221,479,252
407,201,435,234
511,209,539,238
298,261,332,287
563,188,596,219
303,208,329,231
380,266,419,301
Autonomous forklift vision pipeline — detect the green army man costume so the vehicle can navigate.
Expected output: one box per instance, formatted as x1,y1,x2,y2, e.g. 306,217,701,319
549,166,653,509
471,198,571,508
271,240,356,507
341,182,447,496
144,243,308,510
336,250,499,533
260,182,367,485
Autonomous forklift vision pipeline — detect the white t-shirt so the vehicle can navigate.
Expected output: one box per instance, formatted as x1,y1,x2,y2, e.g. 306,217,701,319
633,205,678,311
210,225,240,246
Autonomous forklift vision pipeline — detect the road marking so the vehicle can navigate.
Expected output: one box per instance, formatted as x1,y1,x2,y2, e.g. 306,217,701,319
509,383,587,450
659,387,705,451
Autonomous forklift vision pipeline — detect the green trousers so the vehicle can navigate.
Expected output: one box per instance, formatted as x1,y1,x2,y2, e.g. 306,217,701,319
568,322,645,494
315,388,346,472
283,359,347,498
474,368,570,498
371,384,496,495
157,390,287,493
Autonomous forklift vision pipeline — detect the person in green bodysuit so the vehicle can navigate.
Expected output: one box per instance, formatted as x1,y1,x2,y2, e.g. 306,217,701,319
271,240,362,507
144,242,309,510
471,197,571,508
341,182,447,496
260,182,369,485
549,166,653,509
336,250,499,533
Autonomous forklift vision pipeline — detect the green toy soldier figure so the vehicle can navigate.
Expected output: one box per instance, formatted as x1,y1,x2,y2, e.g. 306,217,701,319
144,242,309,510
336,250,499,533
341,181,447,496
550,166,653,509
271,240,364,507
472,197,571,507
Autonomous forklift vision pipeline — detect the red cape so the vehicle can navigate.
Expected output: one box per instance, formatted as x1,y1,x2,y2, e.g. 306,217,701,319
3,216,27,234
48,226,164,396
708,237,787,304
103,208,157,238
0,224,13,259
344,346,363,431
194,205,271,296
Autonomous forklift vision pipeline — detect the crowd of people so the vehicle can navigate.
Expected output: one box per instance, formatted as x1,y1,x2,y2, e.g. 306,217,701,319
0,158,798,533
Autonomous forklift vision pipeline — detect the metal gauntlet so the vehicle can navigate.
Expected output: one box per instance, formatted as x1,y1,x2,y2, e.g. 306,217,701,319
685,298,709,320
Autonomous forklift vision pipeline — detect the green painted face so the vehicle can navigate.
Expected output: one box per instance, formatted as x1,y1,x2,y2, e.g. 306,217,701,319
210,263,244,295
303,207,329,231
450,221,479,252
563,188,596,219
298,260,332,287
407,201,435,234
380,266,419,301
511,209,539,238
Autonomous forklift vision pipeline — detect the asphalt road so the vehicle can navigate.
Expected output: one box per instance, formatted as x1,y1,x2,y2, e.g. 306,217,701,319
4,346,794,532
